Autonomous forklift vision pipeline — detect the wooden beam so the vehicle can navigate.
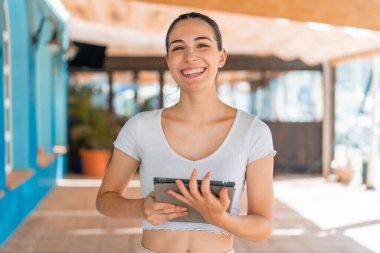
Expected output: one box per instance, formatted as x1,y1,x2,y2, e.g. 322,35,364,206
104,56,167,71
224,55,321,71
331,49,380,66
68,67,106,73
135,0,380,30
102,55,321,72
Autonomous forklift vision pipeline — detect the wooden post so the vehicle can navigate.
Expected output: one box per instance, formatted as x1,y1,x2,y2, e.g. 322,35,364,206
133,70,139,111
367,57,379,189
322,62,335,177
107,71,114,113
159,71,164,108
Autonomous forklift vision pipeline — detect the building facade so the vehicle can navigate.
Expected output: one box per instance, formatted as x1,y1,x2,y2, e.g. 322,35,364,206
0,0,69,245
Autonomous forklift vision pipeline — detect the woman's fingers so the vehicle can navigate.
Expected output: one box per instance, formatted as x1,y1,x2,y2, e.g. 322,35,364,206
188,169,201,198
167,188,191,205
219,187,230,209
152,202,175,211
156,205,187,215
175,179,194,201
152,206,188,224
201,171,214,201
145,199,188,225
164,211,188,221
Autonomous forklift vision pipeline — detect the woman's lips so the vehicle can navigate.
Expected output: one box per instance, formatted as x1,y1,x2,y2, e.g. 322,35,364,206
180,67,206,78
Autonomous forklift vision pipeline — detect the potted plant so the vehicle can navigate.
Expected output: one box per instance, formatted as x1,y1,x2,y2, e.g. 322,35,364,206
68,86,119,177
330,144,355,184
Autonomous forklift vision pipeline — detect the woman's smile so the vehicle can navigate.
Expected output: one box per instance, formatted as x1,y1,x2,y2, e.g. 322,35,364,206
180,67,206,78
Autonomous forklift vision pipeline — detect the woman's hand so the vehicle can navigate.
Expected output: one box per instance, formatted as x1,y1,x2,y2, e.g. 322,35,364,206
167,169,230,225
143,191,188,225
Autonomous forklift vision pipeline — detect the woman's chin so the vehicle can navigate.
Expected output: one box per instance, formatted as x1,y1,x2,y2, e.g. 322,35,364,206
181,82,215,93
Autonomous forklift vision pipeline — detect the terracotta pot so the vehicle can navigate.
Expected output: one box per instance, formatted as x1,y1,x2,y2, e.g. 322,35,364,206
79,149,111,177
332,167,354,184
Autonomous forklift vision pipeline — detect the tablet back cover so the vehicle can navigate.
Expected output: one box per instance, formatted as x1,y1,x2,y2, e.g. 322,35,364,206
154,183,235,223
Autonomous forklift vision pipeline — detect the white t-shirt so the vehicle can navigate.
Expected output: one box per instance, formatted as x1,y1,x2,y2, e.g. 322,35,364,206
114,108,276,235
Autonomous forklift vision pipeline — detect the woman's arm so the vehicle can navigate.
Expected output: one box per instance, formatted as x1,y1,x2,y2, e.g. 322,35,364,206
216,154,274,242
96,148,188,222
96,148,143,219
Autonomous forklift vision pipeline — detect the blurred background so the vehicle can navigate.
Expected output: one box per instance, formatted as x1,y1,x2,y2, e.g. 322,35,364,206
0,0,379,252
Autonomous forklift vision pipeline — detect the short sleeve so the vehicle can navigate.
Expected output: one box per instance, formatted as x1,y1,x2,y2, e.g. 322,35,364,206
113,114,141,161
247,118,277,164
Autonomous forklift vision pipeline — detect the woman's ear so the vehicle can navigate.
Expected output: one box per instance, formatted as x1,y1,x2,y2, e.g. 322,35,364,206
219,48,227,66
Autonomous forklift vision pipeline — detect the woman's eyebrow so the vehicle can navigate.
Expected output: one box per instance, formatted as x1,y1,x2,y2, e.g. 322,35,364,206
194,36,212,42
169,40,183,47
169,36,212,47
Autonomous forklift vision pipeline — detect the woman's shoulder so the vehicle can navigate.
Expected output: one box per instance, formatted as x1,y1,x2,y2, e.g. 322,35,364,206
236,109,270,133
128,108,162,122
237,109,255,120
236,109,257,125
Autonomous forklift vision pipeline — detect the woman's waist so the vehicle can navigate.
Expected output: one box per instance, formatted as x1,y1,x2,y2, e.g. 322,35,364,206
141,229,233,253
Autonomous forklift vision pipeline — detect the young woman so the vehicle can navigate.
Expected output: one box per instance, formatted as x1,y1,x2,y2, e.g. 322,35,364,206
96,12,276,253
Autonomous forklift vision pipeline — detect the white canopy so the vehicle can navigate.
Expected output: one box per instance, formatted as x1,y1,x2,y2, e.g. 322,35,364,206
62,0,380,65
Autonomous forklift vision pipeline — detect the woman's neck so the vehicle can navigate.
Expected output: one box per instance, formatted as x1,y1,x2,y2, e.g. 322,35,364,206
171,89,228,123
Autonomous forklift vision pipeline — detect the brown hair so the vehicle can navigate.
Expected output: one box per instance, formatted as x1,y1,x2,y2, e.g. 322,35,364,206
165,12,223,54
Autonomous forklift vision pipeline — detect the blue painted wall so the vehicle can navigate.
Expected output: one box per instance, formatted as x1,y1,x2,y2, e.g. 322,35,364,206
8,0,37,169
0,0,4,191
0,0,69,245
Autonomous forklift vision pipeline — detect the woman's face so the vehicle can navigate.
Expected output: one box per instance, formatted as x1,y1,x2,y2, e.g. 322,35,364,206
166,18,226,92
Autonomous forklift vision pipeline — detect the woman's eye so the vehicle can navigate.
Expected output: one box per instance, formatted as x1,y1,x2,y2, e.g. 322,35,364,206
198,43,209,48
172,46,184,52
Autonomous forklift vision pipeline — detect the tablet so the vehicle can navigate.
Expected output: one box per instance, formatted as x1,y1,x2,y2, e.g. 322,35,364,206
153,177,236,223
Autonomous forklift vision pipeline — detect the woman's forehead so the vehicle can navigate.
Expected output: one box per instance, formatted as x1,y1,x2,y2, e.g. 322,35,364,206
169,18,215,42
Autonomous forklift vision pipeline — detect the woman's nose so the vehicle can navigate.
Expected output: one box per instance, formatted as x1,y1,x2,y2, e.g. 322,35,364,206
184,49,198,62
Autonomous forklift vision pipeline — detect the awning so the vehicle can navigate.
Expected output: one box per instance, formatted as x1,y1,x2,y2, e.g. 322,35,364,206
62,0,380,65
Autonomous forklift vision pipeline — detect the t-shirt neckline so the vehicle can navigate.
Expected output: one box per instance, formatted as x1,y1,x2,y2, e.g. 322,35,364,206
158,108,240,163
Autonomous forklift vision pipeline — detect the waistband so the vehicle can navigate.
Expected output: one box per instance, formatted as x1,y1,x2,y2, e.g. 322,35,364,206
136,244,235,253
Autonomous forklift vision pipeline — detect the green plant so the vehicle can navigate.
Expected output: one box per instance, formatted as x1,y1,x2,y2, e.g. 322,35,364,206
68,86,118,150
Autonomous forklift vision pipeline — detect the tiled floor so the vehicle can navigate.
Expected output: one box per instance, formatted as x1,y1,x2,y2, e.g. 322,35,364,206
1,174,379,253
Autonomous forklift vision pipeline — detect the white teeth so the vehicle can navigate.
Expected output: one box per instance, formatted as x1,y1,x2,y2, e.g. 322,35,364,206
182,68,205,75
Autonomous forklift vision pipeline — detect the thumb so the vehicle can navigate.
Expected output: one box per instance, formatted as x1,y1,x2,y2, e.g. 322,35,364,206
149,191,156,199
219,187,230,209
